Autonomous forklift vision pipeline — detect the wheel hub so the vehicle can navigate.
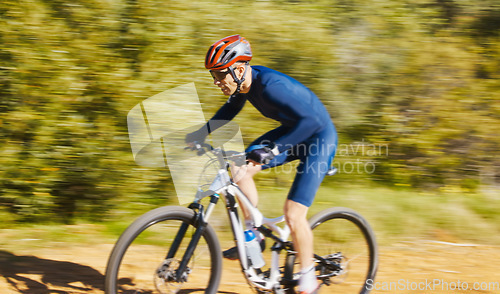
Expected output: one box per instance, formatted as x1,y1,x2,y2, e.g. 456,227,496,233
154,258,192,293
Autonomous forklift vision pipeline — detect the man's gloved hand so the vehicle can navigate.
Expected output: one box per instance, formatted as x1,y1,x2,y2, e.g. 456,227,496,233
185,128,208,145
246,145,279,165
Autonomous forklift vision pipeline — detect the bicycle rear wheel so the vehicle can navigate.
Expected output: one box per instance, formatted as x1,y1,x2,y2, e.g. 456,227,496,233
285,207,377,294
105,206,222,294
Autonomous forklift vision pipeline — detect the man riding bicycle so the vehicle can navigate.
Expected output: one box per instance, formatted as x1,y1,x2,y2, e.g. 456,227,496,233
186,35,337,294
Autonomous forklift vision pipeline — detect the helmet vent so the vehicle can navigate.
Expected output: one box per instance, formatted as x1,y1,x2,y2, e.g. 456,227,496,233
227,51,237,62
208,45,218,64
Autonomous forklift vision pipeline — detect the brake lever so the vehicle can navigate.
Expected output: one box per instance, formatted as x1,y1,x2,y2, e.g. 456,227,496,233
184,141,208,156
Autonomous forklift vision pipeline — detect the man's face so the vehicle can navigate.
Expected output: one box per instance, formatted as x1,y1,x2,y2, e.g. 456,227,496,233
210,63,245,96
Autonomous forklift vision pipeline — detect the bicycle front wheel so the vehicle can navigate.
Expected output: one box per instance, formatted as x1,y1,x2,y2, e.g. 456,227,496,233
105,206,222,294
309,207,378,294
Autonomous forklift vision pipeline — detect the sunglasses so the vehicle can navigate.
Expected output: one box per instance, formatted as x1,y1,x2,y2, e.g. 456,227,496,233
210,69,232,81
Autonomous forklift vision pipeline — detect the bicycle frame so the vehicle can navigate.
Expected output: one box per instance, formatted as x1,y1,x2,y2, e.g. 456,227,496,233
224,183,292,291
169,145,293,292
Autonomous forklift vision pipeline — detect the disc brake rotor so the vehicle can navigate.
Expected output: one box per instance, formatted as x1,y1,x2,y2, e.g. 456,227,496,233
154,258,191,294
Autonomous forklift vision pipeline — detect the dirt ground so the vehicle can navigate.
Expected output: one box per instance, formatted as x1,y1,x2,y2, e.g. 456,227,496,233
0,239,499,294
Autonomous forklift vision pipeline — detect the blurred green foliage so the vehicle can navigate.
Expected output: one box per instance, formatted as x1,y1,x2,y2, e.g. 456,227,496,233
0,0,499,223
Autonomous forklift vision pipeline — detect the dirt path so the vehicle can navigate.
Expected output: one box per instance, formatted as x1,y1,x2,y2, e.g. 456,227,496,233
1,240,499,294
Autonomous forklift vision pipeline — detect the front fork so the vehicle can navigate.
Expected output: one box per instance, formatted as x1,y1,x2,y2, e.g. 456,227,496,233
166,194,220,282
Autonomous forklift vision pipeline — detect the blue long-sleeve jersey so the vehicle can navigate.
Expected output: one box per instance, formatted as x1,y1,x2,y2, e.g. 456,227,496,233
209,65,333,153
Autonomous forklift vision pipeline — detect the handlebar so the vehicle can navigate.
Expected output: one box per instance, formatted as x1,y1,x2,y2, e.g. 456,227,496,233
185,141,246,166
184,141,213,156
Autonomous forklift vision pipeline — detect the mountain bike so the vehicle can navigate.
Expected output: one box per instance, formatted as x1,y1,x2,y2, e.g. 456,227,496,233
105,142,378,294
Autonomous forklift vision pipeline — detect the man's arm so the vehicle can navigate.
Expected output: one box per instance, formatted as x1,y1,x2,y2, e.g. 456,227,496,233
185,95,246,143
207,94,246,132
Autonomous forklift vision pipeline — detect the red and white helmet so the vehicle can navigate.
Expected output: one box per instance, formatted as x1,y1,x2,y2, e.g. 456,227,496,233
205,35,252,70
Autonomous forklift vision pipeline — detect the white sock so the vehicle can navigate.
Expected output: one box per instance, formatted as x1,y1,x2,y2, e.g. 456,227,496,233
298,264,318,293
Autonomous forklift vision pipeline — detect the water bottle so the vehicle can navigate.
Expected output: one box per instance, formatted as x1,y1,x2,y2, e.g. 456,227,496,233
244,229,265,269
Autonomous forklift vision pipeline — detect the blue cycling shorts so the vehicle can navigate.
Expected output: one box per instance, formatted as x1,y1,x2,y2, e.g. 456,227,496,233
246,123,337,207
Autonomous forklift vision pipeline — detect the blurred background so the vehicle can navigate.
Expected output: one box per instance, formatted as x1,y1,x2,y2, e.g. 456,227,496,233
0,0,499,246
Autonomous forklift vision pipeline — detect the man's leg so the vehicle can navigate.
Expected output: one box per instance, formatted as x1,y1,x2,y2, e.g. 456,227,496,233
223,163,264,260
231,162,261,218
284,199,318,293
